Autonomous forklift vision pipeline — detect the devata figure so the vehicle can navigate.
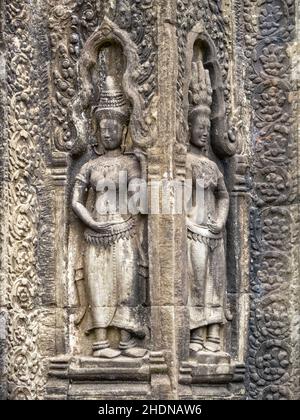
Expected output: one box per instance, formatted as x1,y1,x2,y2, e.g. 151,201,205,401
186,63,229,354
72,76,147,359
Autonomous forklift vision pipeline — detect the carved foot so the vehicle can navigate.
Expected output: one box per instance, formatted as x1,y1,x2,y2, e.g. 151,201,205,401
189,342,204,355
122,347,148,358
94,348,122,359
119,332,147,358
204,341,221,353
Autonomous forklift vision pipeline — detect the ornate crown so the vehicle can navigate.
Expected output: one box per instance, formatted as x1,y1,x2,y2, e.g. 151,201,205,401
188,61,213,122
93,76,130,124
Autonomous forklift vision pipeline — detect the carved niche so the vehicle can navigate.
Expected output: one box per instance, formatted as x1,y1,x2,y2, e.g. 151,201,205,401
43,17,155,399
177,24,243,394
69,18,150,359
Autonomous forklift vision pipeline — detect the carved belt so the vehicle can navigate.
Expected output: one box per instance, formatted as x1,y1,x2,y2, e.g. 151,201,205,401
187,229,222,251
84,217,136,248
187,221,222,251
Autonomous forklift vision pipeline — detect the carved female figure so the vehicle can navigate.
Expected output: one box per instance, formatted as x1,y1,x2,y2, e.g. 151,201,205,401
72,77,147,359
187,65,229,354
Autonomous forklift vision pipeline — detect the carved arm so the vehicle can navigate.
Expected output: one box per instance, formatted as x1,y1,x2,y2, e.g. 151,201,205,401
72,181,99,231
215,176,230,231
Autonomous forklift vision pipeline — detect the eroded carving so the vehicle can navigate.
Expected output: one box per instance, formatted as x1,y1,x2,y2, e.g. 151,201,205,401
177,2,235,154
72,76,148,359
245,0,297,400
48,0,157,157
1,0,298,402
5,0,46,400
186,58,229,355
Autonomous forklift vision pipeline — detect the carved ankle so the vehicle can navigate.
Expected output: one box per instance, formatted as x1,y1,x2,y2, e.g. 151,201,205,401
119,337,137,351
93,340,109,353
190,332,204,352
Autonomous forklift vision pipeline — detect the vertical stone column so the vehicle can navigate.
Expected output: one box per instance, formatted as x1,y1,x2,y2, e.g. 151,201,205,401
226,0,251,365
148,0,188,399
243,0,300,400
0,0,7,401
51,166,69,355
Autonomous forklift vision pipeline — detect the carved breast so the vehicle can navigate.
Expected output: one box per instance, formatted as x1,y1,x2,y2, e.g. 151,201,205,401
89,160,123,191
187,154,219,190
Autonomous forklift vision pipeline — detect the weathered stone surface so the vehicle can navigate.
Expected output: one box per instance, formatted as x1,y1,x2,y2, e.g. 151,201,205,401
0,0,298,400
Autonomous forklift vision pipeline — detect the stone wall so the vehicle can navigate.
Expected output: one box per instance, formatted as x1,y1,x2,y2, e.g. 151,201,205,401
0,0,298,400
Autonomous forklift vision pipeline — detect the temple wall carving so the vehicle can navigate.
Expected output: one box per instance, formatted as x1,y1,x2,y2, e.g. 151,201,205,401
0,0,298,400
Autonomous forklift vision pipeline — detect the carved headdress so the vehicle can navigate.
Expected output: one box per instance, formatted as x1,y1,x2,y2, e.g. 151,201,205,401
93,75,130,125
188,61,213,124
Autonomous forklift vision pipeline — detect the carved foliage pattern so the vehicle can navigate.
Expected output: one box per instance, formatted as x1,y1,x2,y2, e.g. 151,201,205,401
4,0,45,400
48,0,157,153
0,0,6,400
114,0,156,106
246,0,298,400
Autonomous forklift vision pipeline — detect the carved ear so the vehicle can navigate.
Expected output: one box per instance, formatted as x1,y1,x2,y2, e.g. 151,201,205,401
91,116,105,155
121,124,129,153
91,115,98,137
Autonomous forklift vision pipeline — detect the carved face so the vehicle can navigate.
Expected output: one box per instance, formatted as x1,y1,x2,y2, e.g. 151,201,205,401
99,118,123,151
190,114,210,149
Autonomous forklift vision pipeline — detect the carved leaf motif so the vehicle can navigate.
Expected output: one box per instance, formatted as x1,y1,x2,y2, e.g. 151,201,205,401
245,0,296,400
5,0,45,400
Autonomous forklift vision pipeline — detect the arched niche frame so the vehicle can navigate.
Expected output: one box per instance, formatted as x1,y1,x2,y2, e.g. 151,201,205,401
77,17,151,150
184,23,237,158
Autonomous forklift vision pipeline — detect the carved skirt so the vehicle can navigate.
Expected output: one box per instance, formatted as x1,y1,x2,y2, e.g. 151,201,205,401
84,221,146,337
187,229,226,330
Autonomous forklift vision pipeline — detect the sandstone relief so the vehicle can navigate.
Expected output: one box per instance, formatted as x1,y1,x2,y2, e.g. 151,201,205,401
187,60,229,355
0,0,298,401
72,75,148,359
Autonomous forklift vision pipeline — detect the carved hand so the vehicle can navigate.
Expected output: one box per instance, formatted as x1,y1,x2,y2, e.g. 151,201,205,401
228,128,236,144
91,222,113,234
207,220,223,235
134,148,148,180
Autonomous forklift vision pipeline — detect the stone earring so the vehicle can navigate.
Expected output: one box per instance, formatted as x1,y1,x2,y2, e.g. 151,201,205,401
121,124,128,153
90,115,104,155
187,123,192,150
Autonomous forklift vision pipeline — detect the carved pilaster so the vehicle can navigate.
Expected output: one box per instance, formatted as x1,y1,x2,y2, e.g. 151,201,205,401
243,0,299,400
0,0,7,401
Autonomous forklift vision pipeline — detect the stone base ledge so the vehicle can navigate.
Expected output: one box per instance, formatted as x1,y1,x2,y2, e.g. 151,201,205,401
45,353,245,400
45,352,170,400
179,353,245,399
